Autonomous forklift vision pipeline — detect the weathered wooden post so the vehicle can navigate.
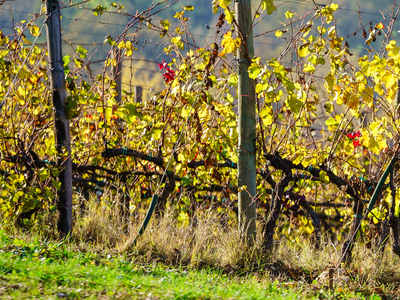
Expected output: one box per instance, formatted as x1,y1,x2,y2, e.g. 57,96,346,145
45,0,73,235
135,85,143,103
235,0,257,243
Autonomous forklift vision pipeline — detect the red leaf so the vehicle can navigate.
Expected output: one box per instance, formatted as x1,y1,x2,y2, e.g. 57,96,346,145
346,130,361,140
163,72,174,83
353,139,361,147
158,60,167,70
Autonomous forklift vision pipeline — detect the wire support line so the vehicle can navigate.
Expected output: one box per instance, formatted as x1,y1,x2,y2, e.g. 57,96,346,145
61,0,91,10
63,15,126,27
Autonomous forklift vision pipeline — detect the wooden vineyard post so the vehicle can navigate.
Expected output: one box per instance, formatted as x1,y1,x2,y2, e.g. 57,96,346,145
45,0,73,236
135,85,143,103
235,0,257,243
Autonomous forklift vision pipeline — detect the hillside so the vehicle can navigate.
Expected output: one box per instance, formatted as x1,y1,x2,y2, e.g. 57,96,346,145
0,0,398,91
1,1,398,56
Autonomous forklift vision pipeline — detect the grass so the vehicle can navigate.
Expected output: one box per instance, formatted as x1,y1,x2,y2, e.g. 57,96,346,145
0,230,311,299
0,229,390,299
1,199,399,299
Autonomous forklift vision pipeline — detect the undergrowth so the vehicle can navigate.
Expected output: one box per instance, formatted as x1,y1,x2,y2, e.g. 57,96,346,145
2,198,400,299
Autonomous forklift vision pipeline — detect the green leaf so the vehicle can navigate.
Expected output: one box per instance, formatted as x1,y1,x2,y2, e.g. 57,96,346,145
63,55,71,67
319,170,330,183
93,5,106,16
287,95,302,113
261,0,276,15
75,45,88,59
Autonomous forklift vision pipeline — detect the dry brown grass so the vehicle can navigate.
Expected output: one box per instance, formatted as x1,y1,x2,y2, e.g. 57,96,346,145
37,197,400,297
121,210,258,269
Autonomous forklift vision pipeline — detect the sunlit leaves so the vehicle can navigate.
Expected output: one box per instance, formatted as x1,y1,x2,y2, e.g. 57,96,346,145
220,31,240,56
319,170,330,183
318,3,339,24
124,40,134,56
212,0,234,23
329,3,339,11
0,26,58,222
160,19,170,32
259,105,273,125
248,57,262,79
360,119,389,155
0,49,9,59
386,40,400,58
116,40,135,57
171,36,184,50
28,24,40,37
2,1,400,244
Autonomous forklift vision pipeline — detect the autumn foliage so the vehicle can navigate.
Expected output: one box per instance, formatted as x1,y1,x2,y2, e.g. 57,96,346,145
0,1,400,263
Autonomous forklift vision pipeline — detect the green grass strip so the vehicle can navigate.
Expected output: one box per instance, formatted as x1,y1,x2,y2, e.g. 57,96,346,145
0,230,376,299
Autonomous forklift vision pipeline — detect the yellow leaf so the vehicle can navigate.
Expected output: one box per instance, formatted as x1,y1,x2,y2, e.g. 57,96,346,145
218,0,231,9
325,115,341,131
259,106,273,125
171,36,184,49
17,86,28,99
160,19,170,31
275,30,283,38
329,3,339,11
0,49,9,59
298,44,310,58
382,72,396,89
220,31,240,56
303,64,315,73
29,25,40,37
285,10,294,19
225,9,234,24
117,40,125,49
386,40,399,58
174,11,184,19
